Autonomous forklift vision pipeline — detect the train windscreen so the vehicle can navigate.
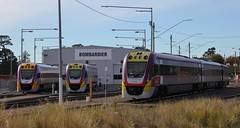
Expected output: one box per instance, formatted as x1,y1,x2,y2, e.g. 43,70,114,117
69,70,82,79
127,62,147,78
21,70,33,79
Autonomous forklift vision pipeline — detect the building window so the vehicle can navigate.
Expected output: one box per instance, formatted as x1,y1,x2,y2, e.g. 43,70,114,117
114,74,122,80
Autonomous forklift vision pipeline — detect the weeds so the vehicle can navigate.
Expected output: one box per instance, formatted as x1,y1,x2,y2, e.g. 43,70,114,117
1,98,240,128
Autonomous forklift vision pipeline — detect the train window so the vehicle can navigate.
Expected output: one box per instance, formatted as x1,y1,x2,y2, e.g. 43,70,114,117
127,62,146,78
21,70,33,79
69,70,82,79
160,65,178,75
153,64,159,75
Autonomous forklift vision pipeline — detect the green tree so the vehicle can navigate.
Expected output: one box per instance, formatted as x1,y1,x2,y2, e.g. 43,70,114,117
208,54,224,64
203,47,216,58
0,35,18,75
226,56,239,75
22,50,31,63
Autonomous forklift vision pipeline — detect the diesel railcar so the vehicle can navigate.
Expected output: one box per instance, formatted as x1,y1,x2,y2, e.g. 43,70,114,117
17,63,59,92
122,51,229,99
65,63,98,92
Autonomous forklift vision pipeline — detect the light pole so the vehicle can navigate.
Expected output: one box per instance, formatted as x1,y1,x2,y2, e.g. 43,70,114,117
58,0,63,104
116,44,140,48
102,5,154,52
235,51,237,77
172,33,202,54
115,36,145,48
34,38,43,63
189,41,214,57
20,28,57,63
219,50,226,64
21,29,33,63
112,29,146,49
232,48,239,77
135,30,146,49
153,19,192,54
34,37,60,63
155,19,192,39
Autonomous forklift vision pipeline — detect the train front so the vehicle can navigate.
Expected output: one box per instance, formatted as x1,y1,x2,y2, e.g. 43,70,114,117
17,63,38,92
65,63,86,92
122,51,156,99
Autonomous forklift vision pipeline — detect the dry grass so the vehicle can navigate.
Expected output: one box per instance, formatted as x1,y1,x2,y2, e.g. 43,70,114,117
1,98,240,128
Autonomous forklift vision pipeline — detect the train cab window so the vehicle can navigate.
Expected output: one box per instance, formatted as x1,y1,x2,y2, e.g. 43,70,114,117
127,62,146,78
69,70,81,79
21,70,33,79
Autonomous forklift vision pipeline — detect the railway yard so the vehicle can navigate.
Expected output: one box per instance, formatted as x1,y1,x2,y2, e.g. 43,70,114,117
1,80,240,112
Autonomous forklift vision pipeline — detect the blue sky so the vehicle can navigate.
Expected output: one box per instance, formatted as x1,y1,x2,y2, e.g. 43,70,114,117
1,0,240,63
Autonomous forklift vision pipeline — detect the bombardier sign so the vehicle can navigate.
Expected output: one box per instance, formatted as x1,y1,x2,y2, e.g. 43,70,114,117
75,49,112,60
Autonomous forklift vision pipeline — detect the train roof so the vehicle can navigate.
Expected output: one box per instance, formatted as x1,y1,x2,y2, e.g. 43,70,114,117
66,63,96,68
154,52,201,63
199,59,222,66
155,52,223,66
19,63,58,69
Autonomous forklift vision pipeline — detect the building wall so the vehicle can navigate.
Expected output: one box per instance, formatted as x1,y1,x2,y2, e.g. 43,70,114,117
42,45,141,85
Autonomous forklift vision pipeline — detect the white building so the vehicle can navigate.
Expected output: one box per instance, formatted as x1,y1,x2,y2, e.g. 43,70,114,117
42,45,142,85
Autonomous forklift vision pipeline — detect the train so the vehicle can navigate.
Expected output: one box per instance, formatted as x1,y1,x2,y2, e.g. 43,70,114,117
122,51,229,99
17,63,59,92
65,63,98,92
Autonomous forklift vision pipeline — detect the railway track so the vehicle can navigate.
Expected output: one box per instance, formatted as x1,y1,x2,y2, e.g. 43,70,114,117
1,90,121,110
122,86,240,105
2,84,240,110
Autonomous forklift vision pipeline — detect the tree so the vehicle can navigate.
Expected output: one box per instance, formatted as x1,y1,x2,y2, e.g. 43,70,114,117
0,35,18,75
226,56,239,75
208,54,224,64
72,43,84,47
0,49,18,75
203,47,216,58
22,50,31,63
134,46,150,51
0,35,12,48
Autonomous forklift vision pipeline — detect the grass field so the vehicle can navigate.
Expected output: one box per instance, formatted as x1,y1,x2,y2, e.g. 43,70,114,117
1,98,240,128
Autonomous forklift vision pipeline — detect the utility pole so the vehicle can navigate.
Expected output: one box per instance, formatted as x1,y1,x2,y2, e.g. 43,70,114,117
170,35,173,54
188,42,191,58
179,45,180,55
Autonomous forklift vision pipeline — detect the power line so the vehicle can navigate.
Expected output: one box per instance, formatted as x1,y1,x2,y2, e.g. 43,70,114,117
74,0,148,23
155,25,240,39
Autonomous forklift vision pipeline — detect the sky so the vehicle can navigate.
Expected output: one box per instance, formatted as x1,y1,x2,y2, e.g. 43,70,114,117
0,0,240,63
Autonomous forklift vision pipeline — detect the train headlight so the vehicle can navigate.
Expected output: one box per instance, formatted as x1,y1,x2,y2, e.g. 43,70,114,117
144,55,148,60
128,55,133,60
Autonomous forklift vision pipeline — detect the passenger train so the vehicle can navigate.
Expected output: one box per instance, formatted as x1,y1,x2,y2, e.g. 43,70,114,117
17,63,59,92
65,63,98,92
122,51,229,99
